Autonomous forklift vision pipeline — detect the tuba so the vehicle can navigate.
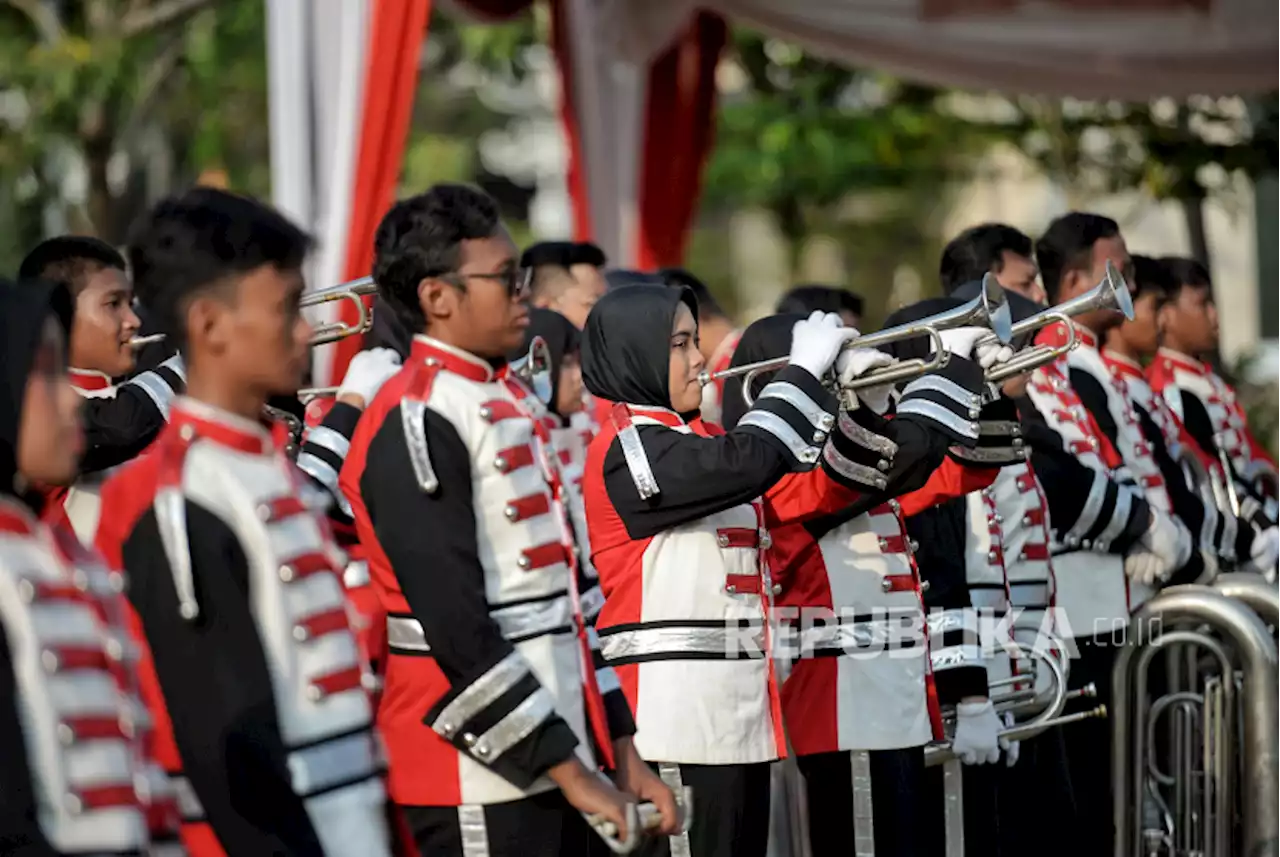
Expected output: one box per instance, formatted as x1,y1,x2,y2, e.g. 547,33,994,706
1111,585,1279,857
709,272,1014,409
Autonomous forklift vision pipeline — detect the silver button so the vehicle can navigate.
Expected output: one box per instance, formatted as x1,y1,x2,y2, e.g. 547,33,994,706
725,583,738,594
1022,515,1032,526
880,578,893,593
908,538,919,552
518,555,531,571
1081,539,1092,550
717,534,730,548
877,537,888,549
64,793,83,814
463,732,478,747
474,742,491,759
438,721,455,737
293,625,309,642
107,571,124,593
72,569,89,591
504,505,518,521
278,565,295,582
919,581,931,593
877,459,890,471
760,531,773,549
819,413,835,431
987,550,998,562
306,684,322,702
812,430,826,444
480,406,492,421
968,408,980,419
771,583,782,595
494,456,508,471
993,514,1003,524
17,579,34,603
179,424,196,441
57,723,74,745
800,448,819,464
257,504,273,522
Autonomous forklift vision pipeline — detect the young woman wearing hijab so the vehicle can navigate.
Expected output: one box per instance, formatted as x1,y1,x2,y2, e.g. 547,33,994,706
721,313,1004,857
580,283,969,857
0,277,182,855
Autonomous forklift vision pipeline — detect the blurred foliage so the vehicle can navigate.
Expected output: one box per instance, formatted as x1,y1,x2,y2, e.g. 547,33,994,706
1225,351,1279,460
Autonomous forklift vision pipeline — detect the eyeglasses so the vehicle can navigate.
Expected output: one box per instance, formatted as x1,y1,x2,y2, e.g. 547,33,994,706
445,267,532,299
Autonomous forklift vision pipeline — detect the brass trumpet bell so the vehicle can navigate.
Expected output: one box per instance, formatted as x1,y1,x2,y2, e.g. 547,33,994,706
710,272,1014,409
985,260,1135,383
509,335,554,406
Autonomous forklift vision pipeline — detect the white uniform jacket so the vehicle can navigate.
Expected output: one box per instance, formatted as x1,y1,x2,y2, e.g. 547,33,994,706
1020,324,1153,639
0,497,181,855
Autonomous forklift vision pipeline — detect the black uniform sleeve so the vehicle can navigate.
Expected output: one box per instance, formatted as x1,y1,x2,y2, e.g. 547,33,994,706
1069,368,1121,452
78,356,186,473
1014,395,1150,555
122,504,323,856
947,394,1027,470
603,365,838,540
1179,392,1273,532
362,407,580,788
295,402,363,523
0,621,59,857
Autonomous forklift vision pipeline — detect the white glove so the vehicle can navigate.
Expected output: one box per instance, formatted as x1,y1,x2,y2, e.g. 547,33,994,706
338,347,402,404
931,323,988,360
1001,711,1021,768
1124,509,1187,585
952,698,1002,765
789,311,859,380
1249,526,1280,573
836,344,896,414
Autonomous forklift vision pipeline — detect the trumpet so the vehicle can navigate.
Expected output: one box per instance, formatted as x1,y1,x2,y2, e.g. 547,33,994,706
709,272,1013,409
124,276,380,353
984,260,1134,383
302,276,378,346
508,335,554,406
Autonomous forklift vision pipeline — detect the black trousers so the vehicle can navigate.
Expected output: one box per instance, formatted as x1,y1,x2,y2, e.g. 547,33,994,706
996,728,1078,857
1059,632,1118,856
403,789,608,857
635,761,772,857
797,747,928,857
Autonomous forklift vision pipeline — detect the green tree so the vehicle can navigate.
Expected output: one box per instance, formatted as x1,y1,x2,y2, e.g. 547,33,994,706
702,30,998,320
0,0,266,268
985,94,1278,265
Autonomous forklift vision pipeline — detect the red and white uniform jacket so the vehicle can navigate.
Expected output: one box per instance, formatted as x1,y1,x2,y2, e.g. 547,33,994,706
341,337,628,808
95,398,391,857
56,360,185,543
1020,326,1153,638
586,363,940,765
548,420,603,621
698,328,743,428
1105,350,1254,569
773,357,995,754
1149,348,1278,525
1048,325,1195,585
966,457,1059,693
0,497,181,856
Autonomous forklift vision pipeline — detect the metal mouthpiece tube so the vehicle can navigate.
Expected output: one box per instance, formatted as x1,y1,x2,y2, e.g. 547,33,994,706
129,333,167,348
302,276,378,346
705,272,1014,409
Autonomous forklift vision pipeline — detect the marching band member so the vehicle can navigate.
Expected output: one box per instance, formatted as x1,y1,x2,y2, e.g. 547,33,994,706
341,185,675,856
659,268,742,427
94,188,395,856
1147,257,1279,551
774,284,864,329
936,224,1075,857
580,285,858,857
1026,212,1185,855
510,308,604,622
18,238,186,541
523,241,608,330
719,312,1000,857
1102,255,1263,571
0,277,180,856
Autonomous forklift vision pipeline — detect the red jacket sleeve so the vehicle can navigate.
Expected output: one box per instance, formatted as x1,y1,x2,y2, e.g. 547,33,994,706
896,457,997,518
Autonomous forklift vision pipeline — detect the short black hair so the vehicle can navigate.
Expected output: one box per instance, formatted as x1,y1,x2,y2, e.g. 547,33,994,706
1130,254,1177,306
1035,212,1120,303
659,267,725,320
1159,256,1213,299
775,285,863,317
127,187,312,353
939,223,1034,295
373,184,502,334
521,240,606,301
18,235,126,298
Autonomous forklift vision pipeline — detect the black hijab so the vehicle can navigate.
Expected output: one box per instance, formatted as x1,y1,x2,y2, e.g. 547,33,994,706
581,283,698,409
511,307,580,418
0,278,74,503
720,313,804,430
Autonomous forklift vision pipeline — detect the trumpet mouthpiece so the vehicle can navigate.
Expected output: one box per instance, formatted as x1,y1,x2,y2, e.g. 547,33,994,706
129,334,166,348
